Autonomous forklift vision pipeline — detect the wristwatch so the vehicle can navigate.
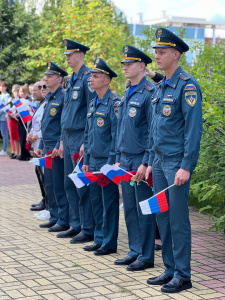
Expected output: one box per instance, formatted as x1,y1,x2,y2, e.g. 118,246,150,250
142,163,148,167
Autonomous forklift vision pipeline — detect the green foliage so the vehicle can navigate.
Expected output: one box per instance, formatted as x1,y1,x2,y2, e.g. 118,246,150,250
0,0,40,88
24,0,132,94
186,43,225,233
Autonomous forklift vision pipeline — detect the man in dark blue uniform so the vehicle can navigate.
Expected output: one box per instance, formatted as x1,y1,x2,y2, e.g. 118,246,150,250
146,28,202,293
114,45,156,271
58,40,96,242
37,62,70,233
82,58,119,255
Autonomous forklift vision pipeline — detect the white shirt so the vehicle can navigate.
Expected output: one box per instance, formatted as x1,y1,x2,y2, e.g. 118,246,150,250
31,101,46,152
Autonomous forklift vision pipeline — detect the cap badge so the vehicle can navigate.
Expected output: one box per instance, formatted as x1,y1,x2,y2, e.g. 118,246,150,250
124,46,128,52
158,29,162,36
96,58,99,64
157,37,160,42
64,39,67,45
47,62,51,69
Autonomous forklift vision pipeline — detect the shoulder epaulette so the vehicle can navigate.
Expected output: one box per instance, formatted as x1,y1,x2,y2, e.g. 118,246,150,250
144,83,154,91
89,98,95,103
157,80,163,85
83,67,90,75
109,92,119,101
178,73,190,81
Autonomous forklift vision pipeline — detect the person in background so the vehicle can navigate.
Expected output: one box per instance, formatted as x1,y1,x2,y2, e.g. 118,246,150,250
0,81,10,156
6,84,21,159
16,85,32,161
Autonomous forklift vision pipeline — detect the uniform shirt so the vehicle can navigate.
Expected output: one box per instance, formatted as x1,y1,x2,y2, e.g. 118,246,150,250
116,76,155,165
31,99,46,152
60,64,96,136
39,86,64,150
83,89,120,166
149,66,202,171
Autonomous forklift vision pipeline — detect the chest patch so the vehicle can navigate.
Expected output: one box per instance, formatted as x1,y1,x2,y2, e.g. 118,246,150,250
97,117,104,127
73,91,78,99
50,107,57,116
129,107,137,117
163,105,171,116
185,91,197,106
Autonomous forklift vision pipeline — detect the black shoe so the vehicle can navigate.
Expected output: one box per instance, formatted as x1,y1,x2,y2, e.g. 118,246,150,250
18,156,30,161
16,155,21,160
155,244,162,251
126,260,154,271
94,247,117,255
161,278,192,293
70,232,93,244
83,243,101,251
57,228,80,238
48,224,70,232
31,200,44,207
147,273,173,285
10,153,17,159
114,255,137,265
30,203,45,211
39,221,56,228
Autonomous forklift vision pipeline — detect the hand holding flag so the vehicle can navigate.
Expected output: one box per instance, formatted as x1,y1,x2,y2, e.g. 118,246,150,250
12,97,32,123
100,164,135,185
32,155,52,169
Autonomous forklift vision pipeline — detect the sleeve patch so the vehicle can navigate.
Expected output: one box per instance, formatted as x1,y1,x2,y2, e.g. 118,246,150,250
185,84,196,90
185,91,197,107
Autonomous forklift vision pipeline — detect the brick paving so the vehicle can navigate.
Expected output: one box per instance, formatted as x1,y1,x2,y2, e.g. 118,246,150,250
0,156,225,300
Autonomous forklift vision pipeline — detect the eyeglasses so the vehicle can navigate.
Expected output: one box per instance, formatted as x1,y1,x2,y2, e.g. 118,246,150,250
38,85,47,90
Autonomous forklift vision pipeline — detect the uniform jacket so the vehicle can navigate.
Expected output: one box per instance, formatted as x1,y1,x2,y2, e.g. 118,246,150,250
39,86,64,150
60,64,96,136
83,89,120,166
149,66,202,171
116,76,155,165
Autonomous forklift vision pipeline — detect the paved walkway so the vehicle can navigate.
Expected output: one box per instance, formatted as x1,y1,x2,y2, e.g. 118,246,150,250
0,156,225,300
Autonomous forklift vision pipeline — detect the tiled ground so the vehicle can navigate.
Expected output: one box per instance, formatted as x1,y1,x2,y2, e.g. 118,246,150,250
0,156,225,300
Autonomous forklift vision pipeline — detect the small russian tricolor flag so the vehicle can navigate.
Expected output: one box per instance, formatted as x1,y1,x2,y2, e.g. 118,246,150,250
139,190,169,215
29,103,38,113
0,101,5,110
2,105,13,115
12,97,33,123
100,164,134,185
32,156,52,169
69,172,98,188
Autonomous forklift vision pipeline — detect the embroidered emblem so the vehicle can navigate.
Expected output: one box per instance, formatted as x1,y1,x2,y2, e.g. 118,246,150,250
158,29,162,36
124,46,128,52
50,107,57,116
97,117,104,127
163,105,171,116
129,107,137,117
88,81,95,93
73,91,78,99
114,101,120,106
185,91,197,106
114,107,118,117
185,84,196,90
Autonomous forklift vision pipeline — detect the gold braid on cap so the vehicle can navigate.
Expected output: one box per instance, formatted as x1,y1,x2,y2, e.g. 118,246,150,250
64,48,80,52
92,67,109,75
155,42,176,47
122,57,141,61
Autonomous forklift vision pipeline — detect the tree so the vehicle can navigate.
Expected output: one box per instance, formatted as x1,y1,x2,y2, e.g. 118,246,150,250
25,0,132,94
0,0,40,88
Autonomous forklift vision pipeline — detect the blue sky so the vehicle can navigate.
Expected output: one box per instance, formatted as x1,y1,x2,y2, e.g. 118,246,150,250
112,0,225,23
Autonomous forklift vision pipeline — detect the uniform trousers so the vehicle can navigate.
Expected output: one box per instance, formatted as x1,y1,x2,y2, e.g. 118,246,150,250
43,146,69,226
152,154,191,280
120,153,155,263
89,157,119,250
63,130,94,236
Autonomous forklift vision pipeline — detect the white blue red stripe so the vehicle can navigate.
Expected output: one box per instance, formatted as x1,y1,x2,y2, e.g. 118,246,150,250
139,191,169,215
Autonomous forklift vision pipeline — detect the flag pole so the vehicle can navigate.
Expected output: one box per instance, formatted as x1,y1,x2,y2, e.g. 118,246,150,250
154,184,175,197
72,156,83,173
